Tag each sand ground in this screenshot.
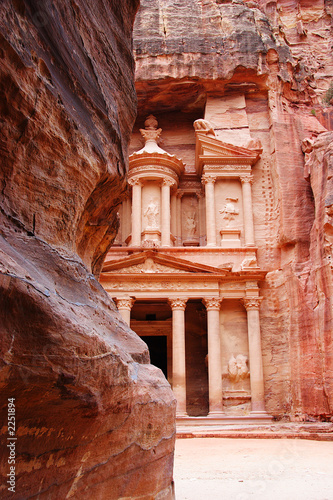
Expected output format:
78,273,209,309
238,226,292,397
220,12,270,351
174,438,333,500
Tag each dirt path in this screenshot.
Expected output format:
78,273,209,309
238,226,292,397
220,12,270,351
174,438,333,500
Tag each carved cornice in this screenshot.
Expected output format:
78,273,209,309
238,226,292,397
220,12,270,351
202,297,223,310
242,297,263,310
128,165,179,185
168,298,188,310
115,297,135,310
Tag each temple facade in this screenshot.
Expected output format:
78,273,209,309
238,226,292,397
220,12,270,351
100,105,272,424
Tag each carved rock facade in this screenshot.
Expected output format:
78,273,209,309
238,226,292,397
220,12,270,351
102,0,333,423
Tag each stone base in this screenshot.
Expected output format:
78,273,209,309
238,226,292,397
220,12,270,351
176,413,273,429
220,229,241,248
176,421,333,440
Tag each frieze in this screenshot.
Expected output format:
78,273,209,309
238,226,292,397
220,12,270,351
105,280,215,291
109,259,188,274
204,165,252,171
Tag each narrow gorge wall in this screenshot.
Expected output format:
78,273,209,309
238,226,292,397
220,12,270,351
132,0,333,420
0,1,176,498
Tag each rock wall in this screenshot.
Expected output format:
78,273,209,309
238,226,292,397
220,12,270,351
132,0,333,420
0,1,176,498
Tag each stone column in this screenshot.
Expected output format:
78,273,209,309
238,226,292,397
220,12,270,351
123,192,131,243
196,191,205,246
202,297,224,415
169,298,188,417
243,297,266,413
161,179,173,247
170,192,177,240
202,174,217,247
115,296,135,326
129,178,142,247
240,174,255,247
176,192,183,246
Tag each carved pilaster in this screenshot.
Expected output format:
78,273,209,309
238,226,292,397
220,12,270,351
202,175,217,247
240,173,255,246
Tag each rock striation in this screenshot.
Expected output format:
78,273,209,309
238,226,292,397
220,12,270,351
132,0,333,421
0,1,176,498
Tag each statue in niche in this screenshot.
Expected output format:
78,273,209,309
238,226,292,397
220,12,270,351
228,354,249,384
185,212,197,237
219,197,239,227
144,199,159,228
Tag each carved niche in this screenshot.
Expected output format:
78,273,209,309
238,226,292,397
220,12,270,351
181,195,199,245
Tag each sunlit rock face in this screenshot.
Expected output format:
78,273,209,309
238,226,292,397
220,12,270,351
132,0,333,421
0,1,176,498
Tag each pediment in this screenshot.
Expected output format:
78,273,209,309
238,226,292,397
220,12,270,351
102,251,229,275
195,133,261,175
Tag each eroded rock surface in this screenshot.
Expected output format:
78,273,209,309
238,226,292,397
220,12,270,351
0,1,176,498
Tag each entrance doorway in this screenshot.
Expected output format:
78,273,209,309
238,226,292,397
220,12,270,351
143,335,168,378
130,299,172,382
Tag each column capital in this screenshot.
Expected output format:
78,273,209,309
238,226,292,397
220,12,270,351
115,296,135,310
195,190,205,199
240,173,254,184
242,296,263,310
202,297,223,311
202,174,217,185
162,178,175,188
169,298,188,311
128,177,142,187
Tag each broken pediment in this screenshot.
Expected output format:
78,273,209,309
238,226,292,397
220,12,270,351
194,130,261,176
102,251,230,275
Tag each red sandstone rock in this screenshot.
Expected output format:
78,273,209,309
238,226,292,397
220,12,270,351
131,0,333,421
0,1,176,499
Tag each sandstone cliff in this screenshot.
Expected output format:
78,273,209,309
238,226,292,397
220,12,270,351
132,0,333,420
0,1,176,498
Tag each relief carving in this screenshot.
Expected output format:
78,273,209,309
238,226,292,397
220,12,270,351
113,259,187,274
193,118,215,136
184,212,197,237
228,354,250,383
219,198,240,227
144,199,159,229
241,256,258,269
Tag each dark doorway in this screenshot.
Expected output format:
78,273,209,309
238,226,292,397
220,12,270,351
142,335,168,379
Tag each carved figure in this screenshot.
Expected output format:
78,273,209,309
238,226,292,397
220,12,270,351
144,200,159,228
193,119,215,136
228,354,249,383
219,198,239,226
185,212,197,236
241,256,258,269
246,137,263,151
